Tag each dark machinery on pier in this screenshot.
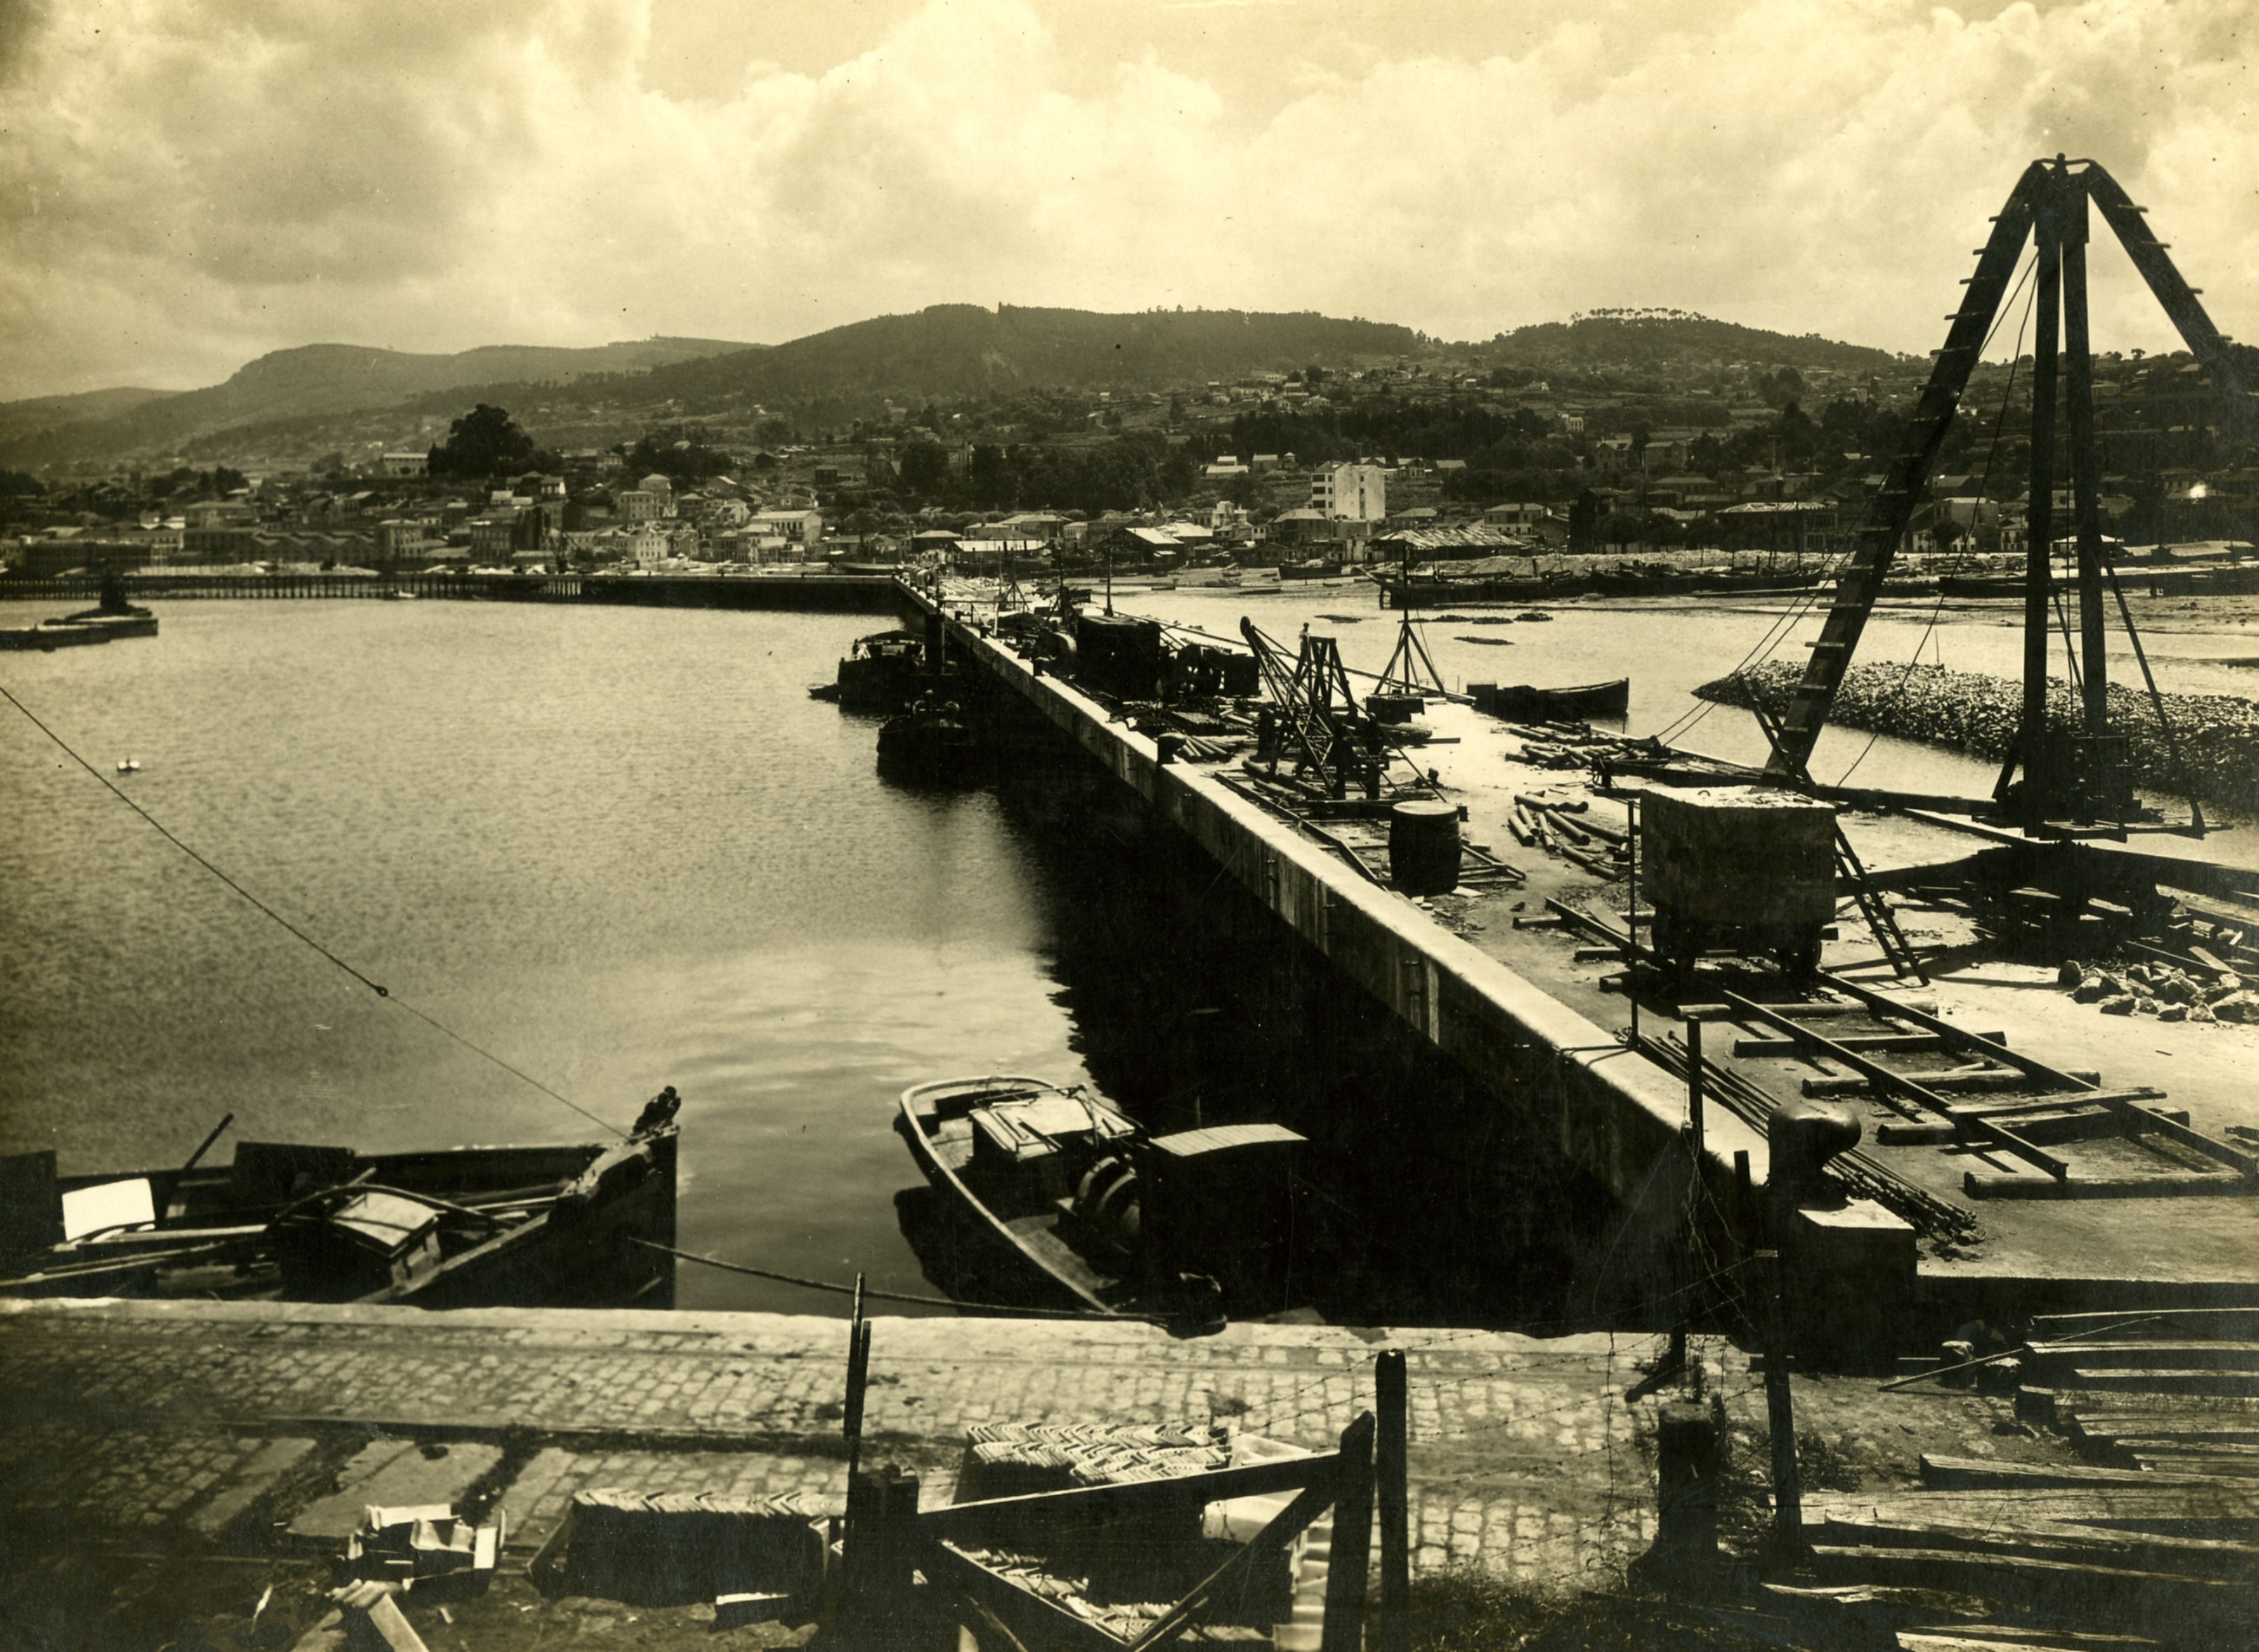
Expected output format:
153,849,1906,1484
1238,619,1399,800
1761,156,2251,833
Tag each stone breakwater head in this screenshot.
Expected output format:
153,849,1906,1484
1695,660,2259,816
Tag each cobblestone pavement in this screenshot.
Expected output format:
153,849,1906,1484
0,1298,1718,1596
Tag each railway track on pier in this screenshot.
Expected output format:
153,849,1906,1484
1542,899,2259,1207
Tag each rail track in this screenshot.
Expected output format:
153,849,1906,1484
1539,898,2259,1206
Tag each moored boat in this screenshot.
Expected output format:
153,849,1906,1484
876,695,983,782
61,608,159,639
0,1088,683,1308
825,629,935,712
1470,678,1630,721
896,1075,1308,1325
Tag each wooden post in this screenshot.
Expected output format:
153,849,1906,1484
843,1465,923,1642
841,1278,873,1605
1755,1249,1804,1560
1624,797,1640,1047
1375,1355,1411,1652
1674,1015,1707,1372
1322,1412,1376,1652
845,1279,872,1487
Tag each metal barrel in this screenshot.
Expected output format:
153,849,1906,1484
1387,800,1461,895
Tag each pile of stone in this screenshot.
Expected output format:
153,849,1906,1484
2062,957,2255,1022
1695,661,2259,816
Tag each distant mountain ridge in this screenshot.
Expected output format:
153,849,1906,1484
606,304,1421,410
0,337,757,467
3,306,1910,472
0,387,178,449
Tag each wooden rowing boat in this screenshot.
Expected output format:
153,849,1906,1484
896,1076,1308,1323
1471,678,1630,720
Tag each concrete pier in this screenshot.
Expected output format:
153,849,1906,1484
898,583,1805,1290
898,579,2259,1336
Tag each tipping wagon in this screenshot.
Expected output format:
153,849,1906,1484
1640,784,1838,982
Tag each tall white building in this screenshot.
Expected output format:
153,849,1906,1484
1311,462,1387,522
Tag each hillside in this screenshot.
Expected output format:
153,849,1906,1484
1481,311,1908,376
0,387,178,450
0,337,755,467
605,304,1423,411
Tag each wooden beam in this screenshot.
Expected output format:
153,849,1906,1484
1818,972,2101,1092
1322,1413,1376,1652
922,1451,1338,1545
924,1542,1128,1652
1965,1171,2254,1200
1121,1479,1337,1651
1722,991,1956,1121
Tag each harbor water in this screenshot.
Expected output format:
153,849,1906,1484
5,590,2253,1317
0,599,1095,1316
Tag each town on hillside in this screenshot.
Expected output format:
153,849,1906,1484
2,316,2252,584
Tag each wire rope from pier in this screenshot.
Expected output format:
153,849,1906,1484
0,677,628,1139
629,1237,1173,1323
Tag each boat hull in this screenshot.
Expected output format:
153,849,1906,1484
1471,678,1630,720
3,1129,679,1309
896,1077,1132,1316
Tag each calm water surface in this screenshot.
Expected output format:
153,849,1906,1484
0,599,1090,1314
5,589,2251,1316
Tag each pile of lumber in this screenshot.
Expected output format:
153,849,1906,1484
1787,1311,2259,1649
1506,791,1627,878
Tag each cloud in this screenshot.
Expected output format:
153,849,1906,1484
0,0,2252,402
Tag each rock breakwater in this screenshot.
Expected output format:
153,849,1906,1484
1694,661,2259,816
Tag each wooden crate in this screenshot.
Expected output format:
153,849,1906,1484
1641,784,1836,930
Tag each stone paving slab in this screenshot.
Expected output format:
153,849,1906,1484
0,1298,1690,1592
190,1436,320,1539
287,1440,503,1540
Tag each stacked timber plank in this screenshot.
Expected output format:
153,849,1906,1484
1797,1314,2259,1650
943,1424,1313,1645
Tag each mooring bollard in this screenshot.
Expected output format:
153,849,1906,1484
1633,1401,1721,1584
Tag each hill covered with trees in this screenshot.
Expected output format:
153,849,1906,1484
596,304,1421,418
1482,310,1909,376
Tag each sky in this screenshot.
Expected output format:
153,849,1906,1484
0,0,2252,401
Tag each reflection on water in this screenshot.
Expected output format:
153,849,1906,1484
0,601,1087,1316
9,590,2243,1324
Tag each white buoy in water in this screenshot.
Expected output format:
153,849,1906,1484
116,757,140,773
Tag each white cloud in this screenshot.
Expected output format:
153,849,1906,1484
0,0,2251,400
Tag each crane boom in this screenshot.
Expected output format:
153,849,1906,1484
1762,159,2252,781
1761,161,2046,778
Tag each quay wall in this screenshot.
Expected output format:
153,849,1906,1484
900,584,1773,1229
1,571,900,613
